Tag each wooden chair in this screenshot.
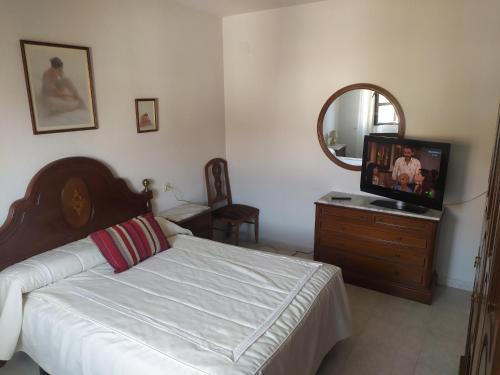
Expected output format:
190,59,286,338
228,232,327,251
204,158,259,245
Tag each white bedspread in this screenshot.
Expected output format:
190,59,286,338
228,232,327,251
14,236,351,374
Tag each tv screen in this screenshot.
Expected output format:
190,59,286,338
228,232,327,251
360,136,450,211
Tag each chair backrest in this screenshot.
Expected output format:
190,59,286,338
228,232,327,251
205,158,232,208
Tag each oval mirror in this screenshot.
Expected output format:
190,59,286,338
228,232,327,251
317,83,405,171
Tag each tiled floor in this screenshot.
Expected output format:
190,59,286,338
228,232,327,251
0,241,471,375
317,284,470,375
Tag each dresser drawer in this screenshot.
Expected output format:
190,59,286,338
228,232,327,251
321,250,425,285
319,205,373,225
319,221,429,249
318,233,427,267
373,213,435,237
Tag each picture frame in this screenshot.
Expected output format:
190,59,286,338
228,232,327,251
135,98,159,133
20,40,98,135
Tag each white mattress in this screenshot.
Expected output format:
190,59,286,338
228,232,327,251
17,236,352,375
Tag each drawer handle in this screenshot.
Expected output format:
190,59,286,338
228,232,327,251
394,254,401,258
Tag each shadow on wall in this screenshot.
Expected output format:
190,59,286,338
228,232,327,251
442,141,474,204
436,208,459,286
433,140,488,289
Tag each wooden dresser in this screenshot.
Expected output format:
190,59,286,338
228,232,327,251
314,192,442,304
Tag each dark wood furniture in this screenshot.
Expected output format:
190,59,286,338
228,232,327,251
0,156,152,372
314,194,441,304
332,144,346,157
160,204,212,239
461,110,500,375
176,210,212,239
204,158,259,245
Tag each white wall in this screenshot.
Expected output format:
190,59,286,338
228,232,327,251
0,0,225,223
223,0,500,290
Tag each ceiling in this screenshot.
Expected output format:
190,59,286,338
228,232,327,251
171,0,326,17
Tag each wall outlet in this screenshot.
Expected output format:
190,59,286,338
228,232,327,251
164,183,174,192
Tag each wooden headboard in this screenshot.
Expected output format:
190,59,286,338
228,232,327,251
0,157,152,271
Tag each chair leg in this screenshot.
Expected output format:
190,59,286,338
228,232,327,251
254,215,259,243
225,223,232,238
234,224,240,246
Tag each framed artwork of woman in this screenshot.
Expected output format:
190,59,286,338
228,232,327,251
20,40,98,135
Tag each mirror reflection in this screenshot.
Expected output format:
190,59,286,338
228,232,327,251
321,88,402,167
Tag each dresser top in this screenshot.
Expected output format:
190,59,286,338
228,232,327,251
159,203,210,223
315,191,443,221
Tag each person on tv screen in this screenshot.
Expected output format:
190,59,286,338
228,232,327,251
393,173,412,192
366,163,384,186
392,146,422,184
412,168,439,199
414,168,427,194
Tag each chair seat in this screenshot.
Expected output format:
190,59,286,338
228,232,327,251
212,204,259,223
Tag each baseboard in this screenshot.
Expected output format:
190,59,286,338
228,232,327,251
237,231,313,254
257,237,312,254
438,276,474,291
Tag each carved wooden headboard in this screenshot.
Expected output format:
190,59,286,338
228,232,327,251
0,157,152,271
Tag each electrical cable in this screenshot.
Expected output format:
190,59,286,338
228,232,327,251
443,191,487,206
172,187,199,205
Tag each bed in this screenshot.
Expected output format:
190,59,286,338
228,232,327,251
0,157,352,375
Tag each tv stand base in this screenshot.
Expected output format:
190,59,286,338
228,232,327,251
371,199,428,214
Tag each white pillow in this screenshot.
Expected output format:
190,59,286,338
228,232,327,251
155,216,193,239
0,219,189,297
0,236,105,294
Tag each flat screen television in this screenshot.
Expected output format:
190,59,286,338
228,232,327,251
360,136,450,212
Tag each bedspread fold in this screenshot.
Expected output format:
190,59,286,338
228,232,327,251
0,237,105,360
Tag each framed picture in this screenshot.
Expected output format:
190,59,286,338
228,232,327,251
135,98,158,133
20,40,98,135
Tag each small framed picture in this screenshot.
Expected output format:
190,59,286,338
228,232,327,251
20,40,98,135
135,98,158,133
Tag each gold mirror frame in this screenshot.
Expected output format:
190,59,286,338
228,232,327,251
317,83,406,171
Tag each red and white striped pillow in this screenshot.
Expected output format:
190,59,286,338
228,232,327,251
90,213,170,273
